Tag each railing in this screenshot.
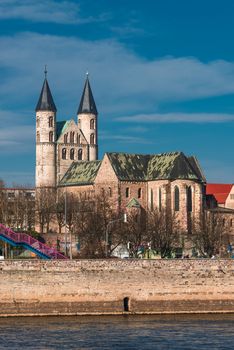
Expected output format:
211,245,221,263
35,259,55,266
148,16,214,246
0,224,67,259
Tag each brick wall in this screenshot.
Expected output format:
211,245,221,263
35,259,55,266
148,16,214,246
0,259,234,316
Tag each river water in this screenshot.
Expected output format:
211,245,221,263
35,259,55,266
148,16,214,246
0,314,233,349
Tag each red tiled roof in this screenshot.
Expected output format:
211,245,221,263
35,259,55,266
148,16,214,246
206,184,233,204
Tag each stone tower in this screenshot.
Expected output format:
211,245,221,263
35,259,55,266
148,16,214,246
35,71,57,187
77,74,98,161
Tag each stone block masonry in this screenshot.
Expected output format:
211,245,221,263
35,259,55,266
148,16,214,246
0,259,234,316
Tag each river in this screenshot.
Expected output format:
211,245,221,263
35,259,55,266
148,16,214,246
0,314,233,349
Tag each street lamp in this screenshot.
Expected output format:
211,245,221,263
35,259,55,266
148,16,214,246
105,213,127,258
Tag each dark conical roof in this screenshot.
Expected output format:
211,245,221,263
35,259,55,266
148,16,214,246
77,75,98,115
35,78,57,112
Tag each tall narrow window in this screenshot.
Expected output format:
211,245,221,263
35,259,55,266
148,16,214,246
77,134,81,144
138,188,142,199
64,134,68,144
109,187,112,197
90,119,95,129
150,189,154,211
49,131,53,142
62,148,66,160
36,117,39,128
90,133,94,145
174,186,180,211
126,187,130,198
78,149,82,160
49,116,53,127
36,131,40,142
70,132,74,143
70,148,74,160
187,186,192,212
159,188,162,212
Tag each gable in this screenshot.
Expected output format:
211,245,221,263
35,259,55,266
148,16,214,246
95,154,118,183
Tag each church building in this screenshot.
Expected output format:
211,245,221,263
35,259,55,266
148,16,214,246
35,71,98,187
34,71,234,237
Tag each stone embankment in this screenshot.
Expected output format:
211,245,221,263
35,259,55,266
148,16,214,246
0,259,234,316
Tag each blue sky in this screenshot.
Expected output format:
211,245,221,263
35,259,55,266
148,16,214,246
0,0,234,186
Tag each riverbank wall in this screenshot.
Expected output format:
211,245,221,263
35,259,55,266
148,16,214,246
0,259,234,316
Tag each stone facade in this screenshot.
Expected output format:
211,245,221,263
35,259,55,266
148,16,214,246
0,259,234,316
35,74,98,188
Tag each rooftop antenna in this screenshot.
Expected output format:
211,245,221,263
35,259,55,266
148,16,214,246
44,65,47,79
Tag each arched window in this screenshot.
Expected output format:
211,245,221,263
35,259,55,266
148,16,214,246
49,116,53,127
77,134,81,144
78,149,82,160
49,131,53,142
62,148,66,160
187,186,192,212
230,219,233,227
109,187,112,197
126,187,130,198
70,148,74,160
64,134,68,144
36,117,39,128
159,188,162,212
90,119,95,129
174,186,180,211
138,188,142,199
90,133,94,145
150,189,154,211
36,131,40,142
70,131,74,143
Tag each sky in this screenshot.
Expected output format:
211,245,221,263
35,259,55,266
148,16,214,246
0,0,234,186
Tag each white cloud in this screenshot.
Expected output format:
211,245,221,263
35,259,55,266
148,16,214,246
0,0,97,24
1,32,234,118
116,113,234,123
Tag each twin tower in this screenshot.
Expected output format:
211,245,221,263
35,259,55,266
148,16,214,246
35,72,98,188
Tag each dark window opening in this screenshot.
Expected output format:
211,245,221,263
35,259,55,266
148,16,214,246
70,148,74,160
49,116,53,127
187,186,192,212
90,119,95,129
138,188,142,199
62,148,66,160
159,188,162,212
90,133,94,145
64,134,68,144
126,187,129,198
49,131,53,142
150,189,153,211
174,186,180,211
70,132,74,143
109,187,112,197
123,297,129,312
78,149,82,160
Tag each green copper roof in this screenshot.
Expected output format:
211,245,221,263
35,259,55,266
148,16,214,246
126,198,141,208
107,153,149,181
56,120,70,139
59,160,101,186
60,151,205,187
107,152,205,182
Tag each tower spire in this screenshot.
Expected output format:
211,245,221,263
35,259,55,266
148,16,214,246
35,70,57,112
77,73,98,115
44,64,47,79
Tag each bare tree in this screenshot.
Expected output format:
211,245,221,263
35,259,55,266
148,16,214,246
146,209,181,258
192,210,229,257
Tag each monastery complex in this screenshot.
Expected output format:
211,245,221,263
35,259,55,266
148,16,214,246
33,72,234,238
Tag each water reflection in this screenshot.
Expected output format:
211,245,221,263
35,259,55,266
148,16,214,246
0,314,233,349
